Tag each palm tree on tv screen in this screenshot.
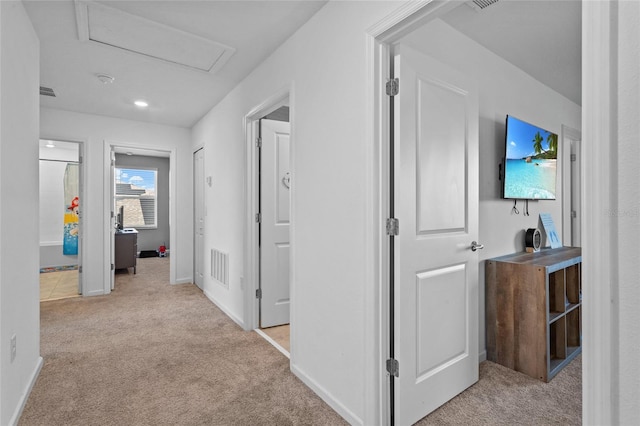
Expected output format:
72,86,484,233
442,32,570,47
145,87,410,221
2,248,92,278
547,133,558,158
533,131,544,156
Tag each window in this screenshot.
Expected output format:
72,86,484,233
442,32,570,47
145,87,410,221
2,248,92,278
115,167,157,228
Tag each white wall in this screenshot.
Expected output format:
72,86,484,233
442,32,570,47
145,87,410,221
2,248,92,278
191,2,401,423
40,108,193,295
400,19,581,358
0,1,43,424
615,1,639,422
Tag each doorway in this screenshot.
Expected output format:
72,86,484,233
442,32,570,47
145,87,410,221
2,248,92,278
39,139,84,301
243,91,292,356
257,111,291,355
193,148,205,290
105,143,174,292
370,1,583,424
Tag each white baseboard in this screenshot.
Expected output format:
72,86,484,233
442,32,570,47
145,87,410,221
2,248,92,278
254,329,290,358
85,289,107,297
291,363,363,426
203,289,245,329
479,350,487,363
9,356,43,426
173,277,192,285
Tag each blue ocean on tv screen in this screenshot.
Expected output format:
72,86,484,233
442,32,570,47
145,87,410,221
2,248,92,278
504,116,557,199
504,159,556,199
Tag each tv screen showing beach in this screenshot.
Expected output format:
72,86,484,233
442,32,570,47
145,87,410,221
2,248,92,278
503,115,558,200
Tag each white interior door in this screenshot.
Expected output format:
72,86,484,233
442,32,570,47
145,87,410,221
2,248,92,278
194,148,205,290
260,119,291,328
393,44,479,425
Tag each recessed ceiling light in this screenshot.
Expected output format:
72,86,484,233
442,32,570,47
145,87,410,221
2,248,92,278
134,100,148,108
45,141,55,148
97,73,115,84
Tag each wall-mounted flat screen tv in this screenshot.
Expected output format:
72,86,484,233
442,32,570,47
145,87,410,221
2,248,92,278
503,115,558,200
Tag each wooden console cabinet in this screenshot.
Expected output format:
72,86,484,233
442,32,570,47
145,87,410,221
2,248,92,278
485,247,581,382
115,229,138,274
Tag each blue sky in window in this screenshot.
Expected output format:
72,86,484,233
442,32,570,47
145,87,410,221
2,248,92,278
505,116,554,159
116,168,156,190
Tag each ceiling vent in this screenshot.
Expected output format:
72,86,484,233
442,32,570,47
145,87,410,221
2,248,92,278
467,0,500,12
40,86,56,97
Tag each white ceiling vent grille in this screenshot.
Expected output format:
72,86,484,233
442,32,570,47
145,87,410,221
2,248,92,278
40,86,56,97
74,0,235,74
467,0,501,12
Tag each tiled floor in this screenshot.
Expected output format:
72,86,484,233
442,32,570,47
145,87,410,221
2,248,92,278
40,270,80,302
261,324,290,353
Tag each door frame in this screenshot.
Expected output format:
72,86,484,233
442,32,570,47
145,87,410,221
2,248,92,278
103,140,177,292
243,87,293,332
368,1,611,425
561,125,581,246
193,146,205,290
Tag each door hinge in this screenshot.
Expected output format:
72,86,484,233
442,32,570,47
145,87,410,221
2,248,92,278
256,288,262,299
386,358,399,377
256,137,262,148
386,218,399,236
571,210,577,218
79,155,83,164
78,266,82,273
111,263,115,271
386,78,399,96
255,213,261,223
570,153,577,162
111,211,115,218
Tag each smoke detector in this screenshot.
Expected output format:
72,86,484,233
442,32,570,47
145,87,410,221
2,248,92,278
97,74,115,84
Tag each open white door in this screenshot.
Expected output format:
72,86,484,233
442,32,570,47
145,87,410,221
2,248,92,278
260,119,291,328
393,45,480,425
194,148,205,290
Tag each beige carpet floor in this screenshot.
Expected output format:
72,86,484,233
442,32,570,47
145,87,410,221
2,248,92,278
21,257,581,425
419,355,581,425
20,257,346,426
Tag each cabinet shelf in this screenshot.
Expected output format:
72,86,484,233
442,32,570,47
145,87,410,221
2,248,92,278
486,247,582,382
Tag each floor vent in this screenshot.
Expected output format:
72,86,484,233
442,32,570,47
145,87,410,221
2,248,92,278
40,86,56,97
211,248,229,287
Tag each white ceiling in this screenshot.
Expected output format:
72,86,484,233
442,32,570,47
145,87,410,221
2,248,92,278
24,0,327,128
24,0,580,130
441,0,581,105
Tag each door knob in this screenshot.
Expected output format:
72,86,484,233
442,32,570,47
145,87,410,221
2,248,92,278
471,241,484,251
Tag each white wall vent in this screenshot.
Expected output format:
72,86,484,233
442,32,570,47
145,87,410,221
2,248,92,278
467,0,500,12
40,86,56,97
211,248,229,288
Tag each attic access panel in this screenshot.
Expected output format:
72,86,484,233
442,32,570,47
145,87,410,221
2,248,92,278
75,0,235,74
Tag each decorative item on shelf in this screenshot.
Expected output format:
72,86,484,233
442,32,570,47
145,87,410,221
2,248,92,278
539,213,562,248
525,228,541,252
